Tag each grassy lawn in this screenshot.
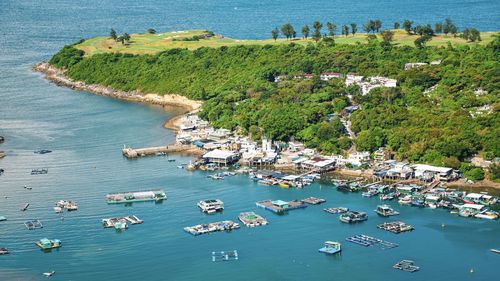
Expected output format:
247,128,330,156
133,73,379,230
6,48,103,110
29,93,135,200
76,29,498,56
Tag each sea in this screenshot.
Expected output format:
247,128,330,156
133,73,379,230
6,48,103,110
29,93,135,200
0,0,499,280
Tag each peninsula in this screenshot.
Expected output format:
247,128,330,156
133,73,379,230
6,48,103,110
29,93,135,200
36,24,500,187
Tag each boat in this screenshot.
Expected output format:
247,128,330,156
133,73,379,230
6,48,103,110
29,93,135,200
0,248,9,255
393,260,420,272
43,271,56,277
167,159,176,162
106,189,166,204
197,199,224,214
474,210,499,220
398,195,412,205
279,182,290,188
36,238,61,250
0,216,6,221
53,207,62,213
34,149,52,154
56,200,78,211
490,249,500,254
339,211,368,223
362,190,378,197
410,197,425,208
375,205,399,217
380,193,395,201
21,203,30,211
207,174,224,180
212,250,239,262
318,241,342,255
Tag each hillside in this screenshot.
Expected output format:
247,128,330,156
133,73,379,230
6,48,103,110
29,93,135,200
75,29,497,56
48,30,500,174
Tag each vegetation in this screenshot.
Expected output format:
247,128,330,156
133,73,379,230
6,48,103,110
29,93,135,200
54,26,500,166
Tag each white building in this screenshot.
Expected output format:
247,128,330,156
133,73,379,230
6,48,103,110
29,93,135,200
347,151,371,166
412,164,454,182
203,149,239,165
320,72,343,81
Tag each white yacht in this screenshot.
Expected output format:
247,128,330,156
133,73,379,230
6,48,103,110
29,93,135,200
197,199,224,214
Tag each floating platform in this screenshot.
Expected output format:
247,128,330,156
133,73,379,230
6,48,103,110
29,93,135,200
238,212,268,227
102,216,143,230
377,221,414,234
56,200,78,211
301,197,326,205
25,220,43,230
256,200,307,213
184,220,240,236
212,250,238,262
36,238,61,250
106,189,166,204
346,234,398,249
324,207,349,214
393,260,420,272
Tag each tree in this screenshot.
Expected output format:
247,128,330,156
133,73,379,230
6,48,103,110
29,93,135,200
402,20,413,34
434,23,442,34
414,25,434,36
462,28,471,41
123,33,131,43
342,25,349,37
350,23,357,36
373,19,382,33
117,35,125,45
394,21,400,29
271,27,279,41
147,28,156,34
312,21,323,42
110,29,117,40
380,30,394,43
443,18,457,36
414,34,432,48
301,25,310,39
326,22,337,37
281,23,295,40
469,28,481,42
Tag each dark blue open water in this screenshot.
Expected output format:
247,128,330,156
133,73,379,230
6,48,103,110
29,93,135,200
0,1,499,280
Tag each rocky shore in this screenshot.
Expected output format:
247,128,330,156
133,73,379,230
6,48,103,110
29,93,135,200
32,62,202,112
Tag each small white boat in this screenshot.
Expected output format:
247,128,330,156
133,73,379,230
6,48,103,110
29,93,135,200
43,271,55,277
53,207,62,213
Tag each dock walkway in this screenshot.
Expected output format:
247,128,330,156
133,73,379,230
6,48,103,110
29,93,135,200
122,144,192,158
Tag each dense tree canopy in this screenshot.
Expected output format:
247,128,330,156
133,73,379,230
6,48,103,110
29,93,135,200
52,34,500,164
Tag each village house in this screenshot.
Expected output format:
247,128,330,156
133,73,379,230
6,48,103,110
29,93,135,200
346,151,371,167
345,73,364,86
208,128,232,141
412,164,455,182
320,72,343,81
373,147,391,165
288,141,305,152
202,149,239,165
294,156,336,172
404,62,428,70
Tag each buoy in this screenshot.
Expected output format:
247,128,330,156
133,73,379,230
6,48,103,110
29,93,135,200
441,223,445,228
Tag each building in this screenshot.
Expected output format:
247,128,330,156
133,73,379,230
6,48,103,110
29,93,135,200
347,151,371,166
412,164,454,182
320,72,343,81
202,149,239,165
404,62,428,70
345,73,364,86
288,141,305,152
208,128,232,141
385,163,413,179
295,156,336,172
373,147,391,165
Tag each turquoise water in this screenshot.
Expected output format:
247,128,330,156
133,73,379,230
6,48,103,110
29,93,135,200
0,0,499,280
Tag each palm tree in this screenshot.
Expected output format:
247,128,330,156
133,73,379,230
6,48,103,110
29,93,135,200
301,25,310,39
326,22,337,37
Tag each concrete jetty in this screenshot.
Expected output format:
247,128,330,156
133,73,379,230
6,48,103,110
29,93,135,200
122,145,191,158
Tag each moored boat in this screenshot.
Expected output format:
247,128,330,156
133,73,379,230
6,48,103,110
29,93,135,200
197,199,224,214
319,241,342,255
106,189,166,204
339,211,368,223
375,205,399,217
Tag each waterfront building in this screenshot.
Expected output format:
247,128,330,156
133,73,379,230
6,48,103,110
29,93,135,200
202,149,239,165
412,164,454,182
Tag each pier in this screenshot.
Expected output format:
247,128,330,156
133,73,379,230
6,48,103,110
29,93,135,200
122,144,192,158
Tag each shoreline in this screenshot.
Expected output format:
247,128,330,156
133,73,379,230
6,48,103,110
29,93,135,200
33,62,499,191
32,62,202,113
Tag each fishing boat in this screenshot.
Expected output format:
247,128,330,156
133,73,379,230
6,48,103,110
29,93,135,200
34,149,52,154
0,248,9,255
410,196,425,208
490,249,500,254
339,211,368,223
375,205,399,217
279,182,290,188
380,193,395,201
207,174,224,180
393,260,420,272
398,195,412,205
458,204,485,218
0,216,6,222
53,207,62,213
318,241,342,255
475,210,499,220
36,238,61,250
197,199,224,214
362,190,378,197
43,271,56,277
106,189,166,204
21,203,29,211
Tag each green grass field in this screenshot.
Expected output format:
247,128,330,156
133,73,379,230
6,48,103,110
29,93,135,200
76,29,498,56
